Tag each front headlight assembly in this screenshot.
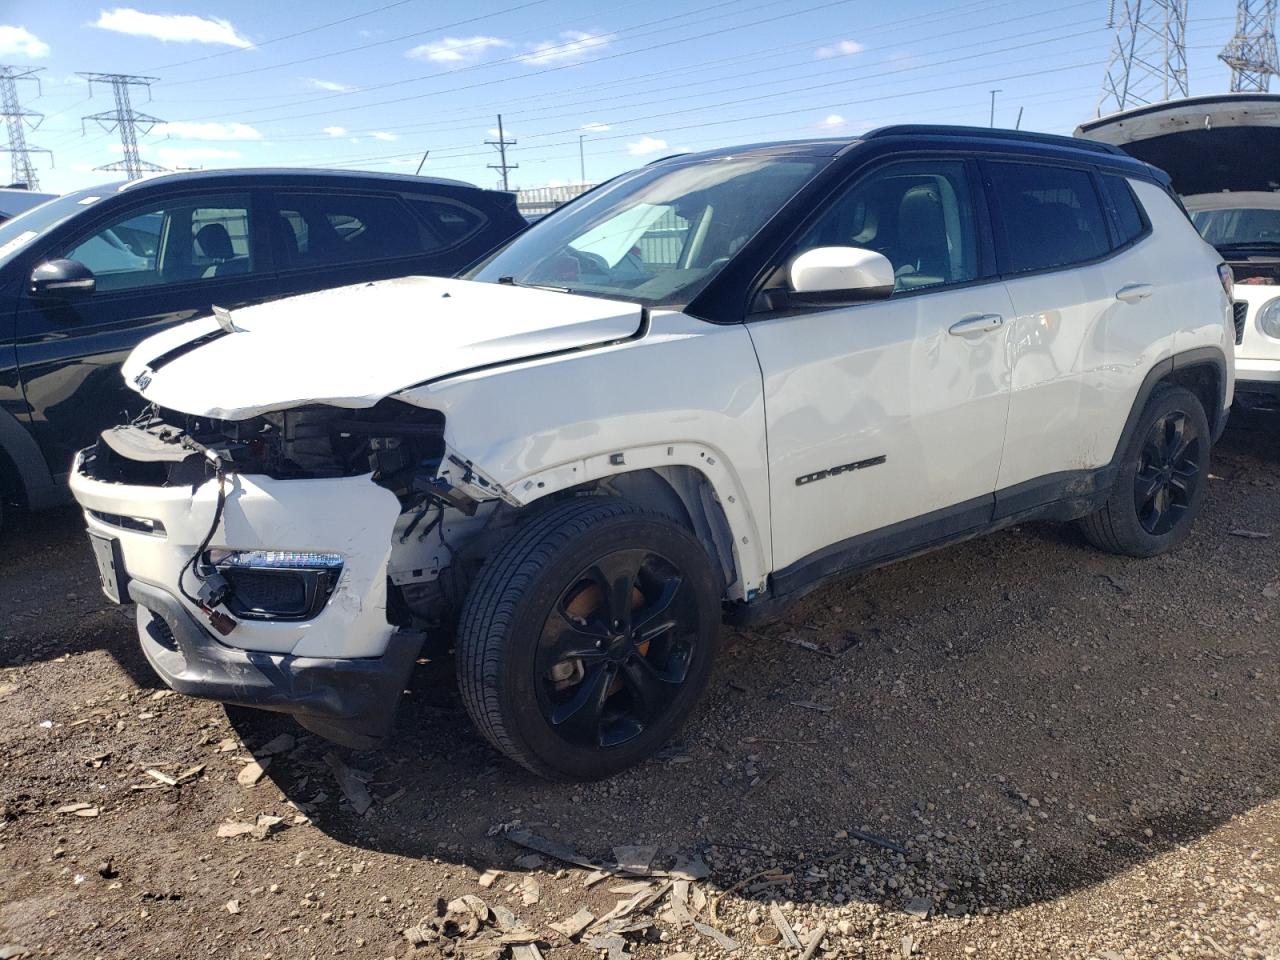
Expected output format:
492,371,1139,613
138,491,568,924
1256,297,1280,340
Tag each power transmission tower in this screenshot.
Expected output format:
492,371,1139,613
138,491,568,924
1220,0,1280,91
80,72,166,180
0,65,52,190
485,114,517,191
1097,0,1189,116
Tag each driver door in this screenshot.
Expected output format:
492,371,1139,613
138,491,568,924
746,158,1015,585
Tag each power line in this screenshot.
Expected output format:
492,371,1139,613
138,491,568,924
80,73,166,180
0,65,51,189
145,0,418,71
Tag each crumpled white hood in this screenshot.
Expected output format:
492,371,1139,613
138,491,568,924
122,275,643,420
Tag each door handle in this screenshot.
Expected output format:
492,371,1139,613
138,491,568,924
1115,283,1153,303
948,313,1004,337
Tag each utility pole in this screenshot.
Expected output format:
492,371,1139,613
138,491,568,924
0,65,52,190
988,89,1002,127
1220,0,1280,91
80,72,166,180
578,134,585,183
1097,0,1189,115
485,113,517,191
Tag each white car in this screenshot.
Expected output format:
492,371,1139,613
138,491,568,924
70,127,1234,780
1078,94,1280,408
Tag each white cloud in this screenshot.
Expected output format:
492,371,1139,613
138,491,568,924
486,127,517,139
406,35,508,64
306,78,357,93
815,39,865,59
154,121,262,141
517,30,609,65
322,126,347,137
0,25,50,58
581,121,610,132
627,135,668,157
371,131,399,141
819,114,846,130
92,8,252,48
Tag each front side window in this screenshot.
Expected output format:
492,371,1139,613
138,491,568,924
467,156,825,307
276,192,438,269
61,194,256,293
791,159,978,292
988,162,1110,274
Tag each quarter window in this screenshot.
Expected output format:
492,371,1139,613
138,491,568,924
61,195,255,293
1100,173,1148,246
275,192,448,269
988,162,1110,274
793,160,978,292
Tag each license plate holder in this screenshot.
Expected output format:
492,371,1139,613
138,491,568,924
88,532,129,604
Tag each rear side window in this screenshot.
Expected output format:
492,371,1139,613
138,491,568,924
275,192,439,270
987,162,1110,274
1100,173,1148,246
405,197,485,246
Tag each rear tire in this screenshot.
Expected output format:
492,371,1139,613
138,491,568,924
456,496,721,781
1078,383,1210,558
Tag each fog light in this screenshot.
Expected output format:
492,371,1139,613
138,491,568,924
207,550,343,621
1258,297,1280,340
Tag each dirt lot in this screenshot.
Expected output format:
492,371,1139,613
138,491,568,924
2,411,1279,960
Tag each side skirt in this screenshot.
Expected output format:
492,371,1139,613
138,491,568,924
729,468,1113,626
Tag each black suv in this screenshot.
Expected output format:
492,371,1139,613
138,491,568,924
0,169,526,526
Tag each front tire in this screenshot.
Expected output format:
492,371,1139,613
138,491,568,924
1078,383,1210,558
456,497,721,781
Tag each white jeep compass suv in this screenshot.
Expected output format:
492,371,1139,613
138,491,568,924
69,127,1234,780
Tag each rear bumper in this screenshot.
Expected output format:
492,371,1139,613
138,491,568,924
131,579,423,749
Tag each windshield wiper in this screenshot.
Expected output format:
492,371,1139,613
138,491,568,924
496,275,574,293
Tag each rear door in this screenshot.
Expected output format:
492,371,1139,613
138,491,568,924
12,188,276,478
983,159,1174,508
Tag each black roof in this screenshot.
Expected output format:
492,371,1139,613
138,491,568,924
100,167,489,194
650,124,1135,168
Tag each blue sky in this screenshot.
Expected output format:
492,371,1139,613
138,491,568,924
0,0,1248,193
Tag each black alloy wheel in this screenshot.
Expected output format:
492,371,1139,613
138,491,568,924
1133,409,1202,536
536,549,701,750
457,496,721,780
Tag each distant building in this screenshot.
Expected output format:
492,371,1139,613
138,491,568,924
516,183,596,220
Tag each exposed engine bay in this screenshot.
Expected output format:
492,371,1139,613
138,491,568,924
80,400,509,636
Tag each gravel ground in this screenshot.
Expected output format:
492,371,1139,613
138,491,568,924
1,411,1278,960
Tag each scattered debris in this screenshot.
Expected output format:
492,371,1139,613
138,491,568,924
225,899,240,915
692,920,740,952
783,636,837,657
81,751,111,769
769,903,804,950
216,821,255,839
799,923,829,960
611,844,658,873
478,868,502,888
520,873,541,905
324,752,372,815
549,907,595,940
905,896,932,919
513,853,544,870
97,858,116,879
55,802,98,817
1230,528,1270,539
236,759,269,787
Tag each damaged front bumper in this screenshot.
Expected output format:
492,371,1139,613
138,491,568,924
132,580,422,749
70,442,422,747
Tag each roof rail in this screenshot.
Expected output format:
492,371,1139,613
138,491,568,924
862,124,1127,156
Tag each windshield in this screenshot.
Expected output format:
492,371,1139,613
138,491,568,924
0,191,105,270
1191,206,1280,249
467,156,824,308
